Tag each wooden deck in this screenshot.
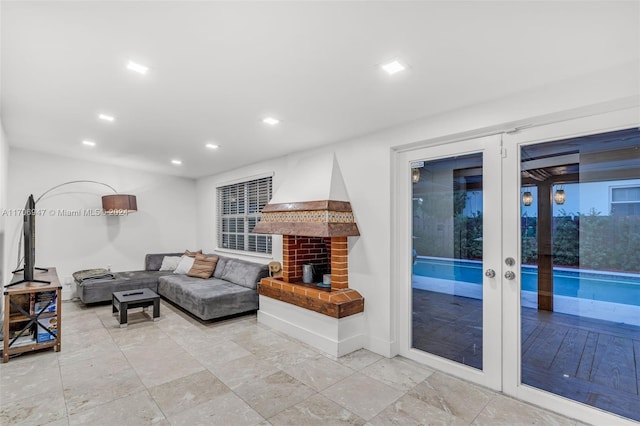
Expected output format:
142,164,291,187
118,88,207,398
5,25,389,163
412,288,640,421
412,288,483,370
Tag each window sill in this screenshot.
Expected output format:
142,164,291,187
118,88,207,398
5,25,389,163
215,248,273,260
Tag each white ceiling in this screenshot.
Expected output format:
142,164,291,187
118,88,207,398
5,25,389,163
2,1,638,179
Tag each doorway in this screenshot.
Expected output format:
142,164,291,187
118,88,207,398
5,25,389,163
394,111,640,424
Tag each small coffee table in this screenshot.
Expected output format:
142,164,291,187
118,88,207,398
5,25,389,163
112,288,160,328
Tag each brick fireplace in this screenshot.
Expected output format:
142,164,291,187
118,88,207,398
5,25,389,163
280,235,350,289
281,235,333,285
253,200,364,318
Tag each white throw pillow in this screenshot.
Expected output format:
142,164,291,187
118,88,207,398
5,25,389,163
173,255,195,275
159,256,182,271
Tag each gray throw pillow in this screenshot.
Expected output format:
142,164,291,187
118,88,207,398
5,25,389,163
220,259,266,289
213,257,229,279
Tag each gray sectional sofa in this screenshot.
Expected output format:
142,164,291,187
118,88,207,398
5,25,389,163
76,253,269,321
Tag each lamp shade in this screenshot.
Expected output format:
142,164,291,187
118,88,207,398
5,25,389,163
554,189,566,205
102,194,137,213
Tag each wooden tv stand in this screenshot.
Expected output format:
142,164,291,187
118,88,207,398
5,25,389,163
3,268,62,363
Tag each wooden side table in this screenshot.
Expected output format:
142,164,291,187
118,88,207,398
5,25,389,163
3,268,62,363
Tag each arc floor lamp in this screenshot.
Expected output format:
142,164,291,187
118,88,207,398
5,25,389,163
12,180,137,278
36,180,137,212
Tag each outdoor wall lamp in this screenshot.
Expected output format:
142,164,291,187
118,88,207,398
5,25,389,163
412,168,420,184
522,191,533,206
554,188,566,205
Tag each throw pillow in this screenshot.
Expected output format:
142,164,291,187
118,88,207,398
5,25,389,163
173,255,196,274
159,256,182,271
212,256,229,279
184,249,202,257
220,258,266,290
187,254,219,279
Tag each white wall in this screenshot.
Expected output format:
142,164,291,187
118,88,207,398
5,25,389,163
0,120,8,291
196,62,639,357
4,148,197,298
0,1,7,293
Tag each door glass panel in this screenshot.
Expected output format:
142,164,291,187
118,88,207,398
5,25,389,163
520,128,640,422
412,153,483,370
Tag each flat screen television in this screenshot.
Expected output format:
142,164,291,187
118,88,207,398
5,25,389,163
23,194,36,281
6,194,49,287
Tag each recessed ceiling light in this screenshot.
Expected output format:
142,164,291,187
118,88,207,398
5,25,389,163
205,143,219,149
263,117,280,126
381,60,406,75
98,113,115,122
126,60,149,75
171,159,182,165
82,140,96,147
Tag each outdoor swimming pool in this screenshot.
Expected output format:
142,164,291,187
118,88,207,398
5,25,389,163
413,256,640,307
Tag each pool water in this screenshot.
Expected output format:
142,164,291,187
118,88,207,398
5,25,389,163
413,257,640,307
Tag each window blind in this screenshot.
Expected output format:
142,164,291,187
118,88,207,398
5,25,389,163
217,176,273,254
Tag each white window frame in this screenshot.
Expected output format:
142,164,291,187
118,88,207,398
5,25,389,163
217,175,273,255
610,184,640,216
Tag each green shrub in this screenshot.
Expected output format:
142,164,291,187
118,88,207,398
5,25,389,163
413,195,639,273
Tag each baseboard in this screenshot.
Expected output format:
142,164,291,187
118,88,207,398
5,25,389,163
367,334,396,358
258,296,365,358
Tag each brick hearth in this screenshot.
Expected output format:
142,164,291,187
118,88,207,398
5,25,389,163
258,278,364,318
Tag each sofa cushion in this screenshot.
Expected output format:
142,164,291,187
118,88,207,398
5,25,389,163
77,270,170,304
157,275,259,320
187,254,218,279
220,258,268,290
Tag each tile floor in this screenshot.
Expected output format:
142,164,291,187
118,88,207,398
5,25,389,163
1,300,585,425
412,289,640,422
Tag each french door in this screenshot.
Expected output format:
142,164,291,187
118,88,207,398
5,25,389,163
395,107,640,425
397,134,503,391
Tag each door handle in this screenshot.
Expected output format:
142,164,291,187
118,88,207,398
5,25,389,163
485,269,496,278
504,271,516,280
